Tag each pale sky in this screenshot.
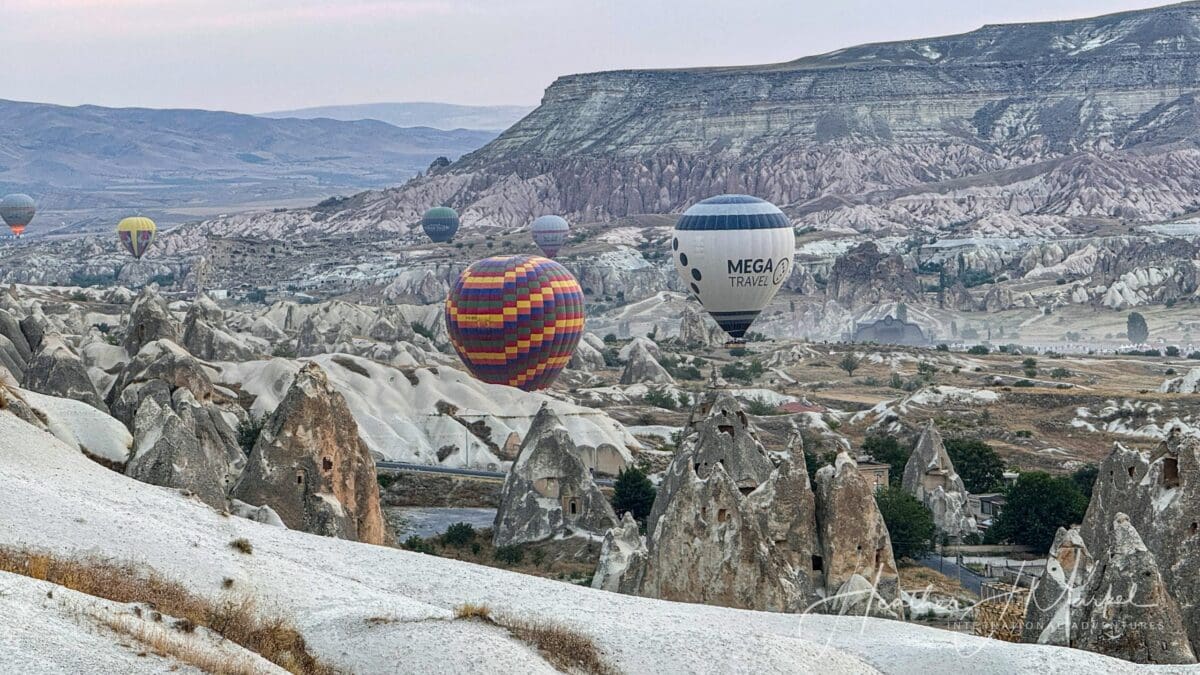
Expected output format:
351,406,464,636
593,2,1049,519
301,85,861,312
0,0,1176,113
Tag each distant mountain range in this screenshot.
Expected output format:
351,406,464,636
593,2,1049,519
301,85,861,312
260,102,534,132
208,1,1200,241
0,99,497,234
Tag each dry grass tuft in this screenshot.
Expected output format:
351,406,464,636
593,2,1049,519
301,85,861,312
501,617,614,675
452,603,613,675
95,611,271,675
0,547,335,675
453,603,492,621
230,538,254,554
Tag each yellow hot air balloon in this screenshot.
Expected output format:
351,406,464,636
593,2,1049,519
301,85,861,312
117,217,157,259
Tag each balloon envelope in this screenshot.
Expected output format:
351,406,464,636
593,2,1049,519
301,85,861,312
422,206,460,243
0,193,36,236
117,216,157,259
445,255,584,391
671,194,795,339
531,215,570,258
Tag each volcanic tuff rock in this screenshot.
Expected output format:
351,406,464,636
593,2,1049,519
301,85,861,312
591,512,647,594
619,341,673,385
813,453,900,606
20,334,106,412
1022,526,1093,647
1077,431,1200,656
568,337,605,372
826,243,921,309
181,294,264,362
901,422,977,539
106,339,216,426
1075,514,1196,664
233,362,387,545
123,287,180,356
492,404,617,548
126,397,224,509
678,302,717,348
646,392,774,536
0,309,31,363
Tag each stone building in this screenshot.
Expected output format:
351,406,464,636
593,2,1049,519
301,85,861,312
851,314,928,346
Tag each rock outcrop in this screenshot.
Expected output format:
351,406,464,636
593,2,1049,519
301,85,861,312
813,453,900,606
619,340,673,385
493,404,617,548
1021,526,1092,646
181,294,263,361
1074,514,1196,664
123,287,180,356
568,337,605,372
126,396,231,510
20,334,106,412
233,362,387,545
595,392,896,616
106,339,215,426
901,422,977,539
678,303,716,348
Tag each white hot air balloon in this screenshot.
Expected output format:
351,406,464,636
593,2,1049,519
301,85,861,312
531,215,570,258
671,195,795,340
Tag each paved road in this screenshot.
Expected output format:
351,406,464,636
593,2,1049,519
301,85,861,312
917,554,986,596
376,461,615,487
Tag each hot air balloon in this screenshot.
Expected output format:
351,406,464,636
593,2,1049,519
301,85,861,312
671,194,795,340
445,254,584,392
117,216,157,259
530,215,570,258
422,206,460,243
0,194,36,237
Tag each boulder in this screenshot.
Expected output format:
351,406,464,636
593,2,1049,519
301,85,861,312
233,362,387,545
829,574,901,620
493,403,617,548
1075,514,1196,664
814,453,900,605
123,287,181,356
617,336,660,363
20,334,107,412
229,499,287,528
19,314,45,353
619,341,674,385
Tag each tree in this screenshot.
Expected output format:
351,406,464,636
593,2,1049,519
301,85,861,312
875,486,936,561
1127,312,1149,344
838,353,863,377
611,467,656,526
943,438,1006,493
988,472,1088,551
862,435,910,486
1071,464,1099,501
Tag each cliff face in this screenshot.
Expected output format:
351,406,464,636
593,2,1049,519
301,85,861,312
183,2,1200,240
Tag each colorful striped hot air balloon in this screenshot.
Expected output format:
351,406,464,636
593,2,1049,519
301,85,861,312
445,255,584,392
422,206,460,243
671,195,795,340
117,216,157,259
531,215,570,258
0,194,36,237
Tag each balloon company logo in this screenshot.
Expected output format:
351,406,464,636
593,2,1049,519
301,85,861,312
726,257,788,288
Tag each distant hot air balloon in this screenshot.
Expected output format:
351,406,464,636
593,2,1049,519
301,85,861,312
530,215,570,258
671,194,795,340
117,216,157,259
0,194,36,237
445,255,584,392
422,206,460,243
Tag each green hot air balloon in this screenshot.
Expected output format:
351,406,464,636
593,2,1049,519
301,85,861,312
422,206,460,243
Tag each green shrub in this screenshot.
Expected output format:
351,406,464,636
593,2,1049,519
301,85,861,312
745,397,777,415
1050,367,1071,379
236,417,264,456
494,545,524,565
442,522,477,548
643,389,677,410
410,322,435,340
403,536,434,554
967,345,989,355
